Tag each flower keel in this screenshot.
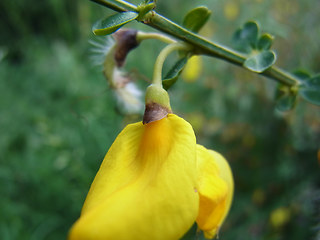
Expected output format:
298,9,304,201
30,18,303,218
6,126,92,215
196,145,234,239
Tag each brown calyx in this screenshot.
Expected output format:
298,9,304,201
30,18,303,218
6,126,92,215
143,102,172,124
114,29,140,67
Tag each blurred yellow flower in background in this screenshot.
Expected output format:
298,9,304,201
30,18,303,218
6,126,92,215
270,207,291,229
182,56,203,83
224,2,239,21
252,188,266,206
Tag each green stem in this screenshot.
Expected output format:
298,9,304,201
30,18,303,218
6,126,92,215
136,32,176,44
153,43,190,86
147,14,245,64
90,0,300,87
264,67,299,86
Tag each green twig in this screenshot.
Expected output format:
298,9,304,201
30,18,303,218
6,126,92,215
90,0,300,87
91,0,137,12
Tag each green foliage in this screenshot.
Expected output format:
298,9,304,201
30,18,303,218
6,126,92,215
233,21,259,53
92,11,138,35
257,33,274,51
91,0,156,36
163,57,188,90
299,75,320,106
182,6,211,33
244,50,276,73
287,70,320,106
233,21,278,72
275,85,297,111
136,2,155,20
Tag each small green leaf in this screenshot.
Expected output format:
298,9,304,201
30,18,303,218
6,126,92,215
92,11,138,36
293,69,311,81
244,50,276,73
257,33,274,50
163,57,188,90
136,2,155,21
299,75,320,106
182,6,212,33
299,89,320,106
276,94,297,111
232,21,259,53
307,75,320,87
275,86,297,112
233,29,251,53
242,21,259,47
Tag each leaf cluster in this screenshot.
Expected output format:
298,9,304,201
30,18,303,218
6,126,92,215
232,21,320,110
233,21,276,73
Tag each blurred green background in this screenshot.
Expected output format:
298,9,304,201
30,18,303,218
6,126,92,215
0,0,319,239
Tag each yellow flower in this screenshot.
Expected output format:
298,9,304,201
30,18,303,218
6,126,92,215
270,207,291,229
224,2,239,21
182,56,203,83
69,114,233,240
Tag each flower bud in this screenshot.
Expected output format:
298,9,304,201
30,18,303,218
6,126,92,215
143,84,172,124
113,29,139,67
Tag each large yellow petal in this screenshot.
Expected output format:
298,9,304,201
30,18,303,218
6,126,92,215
69,114,199,240
196,145,234,239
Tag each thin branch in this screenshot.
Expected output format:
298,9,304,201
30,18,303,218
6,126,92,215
90,0,300,87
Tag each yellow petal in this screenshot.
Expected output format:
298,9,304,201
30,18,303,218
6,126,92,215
69,114,199,240
196,145,234,239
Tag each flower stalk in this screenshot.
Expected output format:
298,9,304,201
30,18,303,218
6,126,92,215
143,43,190,124
136,31,176,44
152,42,190,86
